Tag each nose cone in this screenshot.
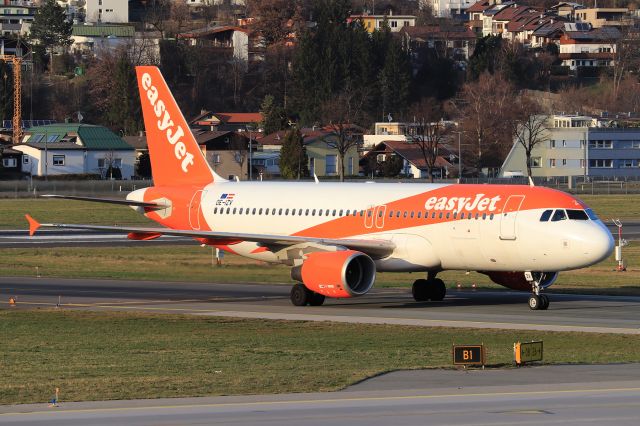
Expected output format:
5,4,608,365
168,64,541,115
583,223,615,266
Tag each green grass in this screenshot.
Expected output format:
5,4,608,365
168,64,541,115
1,310,639,405
0,199,153,229
0,194,638,229
1,244,639,294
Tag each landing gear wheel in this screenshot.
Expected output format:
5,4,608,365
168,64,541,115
290,283,311,306
412,279,430,302
528,294,541,310
431,278,447,301
309,292,326,306
539,294,549,310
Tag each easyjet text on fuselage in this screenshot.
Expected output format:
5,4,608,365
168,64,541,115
424,194,502,212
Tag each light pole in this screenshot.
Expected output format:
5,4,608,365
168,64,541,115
246,125,253,181
457,131,462,180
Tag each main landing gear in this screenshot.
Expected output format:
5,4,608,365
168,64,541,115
412,273,446,302
527,272,550,310
290,283,326,307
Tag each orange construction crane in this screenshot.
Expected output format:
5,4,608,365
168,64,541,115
0,54,22,144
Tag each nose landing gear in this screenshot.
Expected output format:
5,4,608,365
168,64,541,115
527,272,550,310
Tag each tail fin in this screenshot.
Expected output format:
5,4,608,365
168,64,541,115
135,66,225,186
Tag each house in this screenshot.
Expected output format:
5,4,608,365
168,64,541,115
401,24,477,63
531,19,566,48
259,128,360,177
194,129,251,180
0,146,23,178
84,0,129,24
575,7,631,29
0,2,37,37
13,124,136,179
251,151,280,178
361,140,454,179
558,24,620,71
363,122,409,150
430,0,474,19
490,4,534,38
549,2,586,21
500,113,640,179
71,24,135,55
189,111,263,132
466,1,493,36
177,25,264,64
347,13,416,33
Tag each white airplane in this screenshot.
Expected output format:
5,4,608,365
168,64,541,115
26,66,614,310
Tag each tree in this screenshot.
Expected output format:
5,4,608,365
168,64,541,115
260,95,287,135
467,35,503,80
410,99,450,183
279,128,308,179
510,96,548,178
248,0,302,46
381,155,403,177
28,0,72,70
136,153,152,178
320,84,368,181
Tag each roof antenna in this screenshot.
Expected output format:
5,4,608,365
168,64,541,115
314,173,319,184
528,176,535,187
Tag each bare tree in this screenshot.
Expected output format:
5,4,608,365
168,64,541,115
510,96,548,178
409,99,450,182
611,27,640,101
320,85,368,181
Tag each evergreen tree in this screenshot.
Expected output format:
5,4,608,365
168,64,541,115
378,37,411,119
279,128,308,179
468,35,503,80
260,95,286,135
106,53,142,135
28,0,72,69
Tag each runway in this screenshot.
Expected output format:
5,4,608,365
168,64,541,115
1,221,639,248
2,277,639,334
2,364,640,425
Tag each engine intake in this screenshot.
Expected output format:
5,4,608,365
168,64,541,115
483,271,558,291
291,250,376,298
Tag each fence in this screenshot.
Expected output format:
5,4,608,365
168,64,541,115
0,179,153,199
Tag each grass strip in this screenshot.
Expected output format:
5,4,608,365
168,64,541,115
1,244,639,295
1,310,639,405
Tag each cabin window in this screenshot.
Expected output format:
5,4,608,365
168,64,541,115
475,213,479,219
389,211,394,218
298,209,303,215
339,210,344,216
312,209,316,216
567,209,589,220
453,212,457,219
214,208,218,214
285,208,289,215
252,208,256,215
305,209,309,216
482,213,486,220
278,208,283,215
239,208,243,214
431,212,436,219
446,212,450,219
360,210,364,217
396,211,401,218
551,210,567,221
417,212,422,218
226,207,231,214
378,210,383,218
346,210,350,216
410,212,414,218
258,208,263,215
539,209,553,221
490,213,494,220
403,211,408,218
265,208,269,215
318,209,323,216
460,212,464,219
439,212,443,219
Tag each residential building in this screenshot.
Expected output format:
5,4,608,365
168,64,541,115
13,124,136,179
558,24,620,71
251,151,280,178
363,122,409,150
178,25,264,64
574,7,631,29
57,0,85,23
401,24,477,64
549,2,586,21
490,4,533,37
260,128,360,178
85,0,128,24
500,114,640,179
194,130,251,180
190,111,263,132
466,1,493,36
0,146,23,178
71,24,135,55
0,3,36,36
362,140,454,179
347,13,416,33
430,0,474,18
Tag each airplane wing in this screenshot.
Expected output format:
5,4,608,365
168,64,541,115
40,194,169,209
25,215,396,258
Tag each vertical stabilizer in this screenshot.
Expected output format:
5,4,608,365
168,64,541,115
136,66,225,186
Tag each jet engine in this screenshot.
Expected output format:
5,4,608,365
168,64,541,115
291,250,376,298
483,271,559,291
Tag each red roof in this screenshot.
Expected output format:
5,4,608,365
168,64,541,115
466,1,492,13
214,113,263,124
493,5,534,22
376,140,453,170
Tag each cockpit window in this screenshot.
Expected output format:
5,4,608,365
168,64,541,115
551,209,567,222
539,209,553,222
585,209,599,221
567,209,589,220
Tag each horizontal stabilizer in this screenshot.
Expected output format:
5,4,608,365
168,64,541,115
41,194,169,209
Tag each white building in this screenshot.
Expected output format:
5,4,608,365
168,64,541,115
13,124,136,179
428,0,475,18
85,0,128,24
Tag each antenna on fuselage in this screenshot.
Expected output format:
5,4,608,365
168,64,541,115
528,176,535,187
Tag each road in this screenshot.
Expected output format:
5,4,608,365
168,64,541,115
1,221,639,248
2,364,640,425
2,277,639,334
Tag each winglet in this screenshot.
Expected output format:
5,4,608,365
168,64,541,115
25,214,41,236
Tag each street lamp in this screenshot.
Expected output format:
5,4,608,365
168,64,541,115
246,125,254,181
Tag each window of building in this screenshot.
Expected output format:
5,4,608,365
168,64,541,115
632,141,640,149
52,155,65,166
620,159,634,168
562,140,567,147
550,140,556,148
212,154,221,163
348,157,353,175
562,159,567,166
549,158,556,167
530,157,541,167
580,159,586,168
325,155,337,174
589,140,612,149
22,156,29,164
390,21,398,28
589,159,613,168
2,158,16,167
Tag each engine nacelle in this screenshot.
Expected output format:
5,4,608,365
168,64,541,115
291,250,376,298
483,271,558,291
